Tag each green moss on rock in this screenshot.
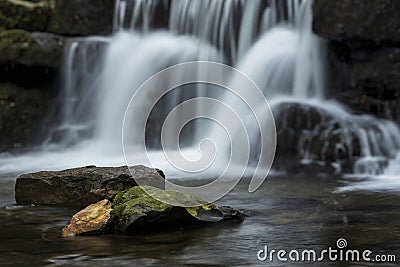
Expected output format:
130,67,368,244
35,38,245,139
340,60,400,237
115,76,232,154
46,0,114,36
60,184,245,236
0,0,53,32
0,29,64,70
0,29,31,51
112,186,245,234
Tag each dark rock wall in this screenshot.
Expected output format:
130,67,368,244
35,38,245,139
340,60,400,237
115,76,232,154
313,0,400,122
0,0,116,151
46,0,115,36
0,0,115,35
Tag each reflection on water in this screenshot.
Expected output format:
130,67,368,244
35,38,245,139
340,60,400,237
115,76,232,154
0,174,399,266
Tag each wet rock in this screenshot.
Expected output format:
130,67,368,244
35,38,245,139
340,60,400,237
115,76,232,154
0,0,52,32
61,199,112,237
275,101,396,175
111,186,245,234
15,165,165,206
0,29,65,88
0,29,64,69
274,102,362,173
0,83,53,151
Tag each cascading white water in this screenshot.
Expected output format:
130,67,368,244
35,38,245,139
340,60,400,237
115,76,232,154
1,0,400,191
94,32,221,148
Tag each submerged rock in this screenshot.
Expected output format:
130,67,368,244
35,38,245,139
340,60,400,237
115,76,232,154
111,186,245,234
61,199,112,237
15,165,165,206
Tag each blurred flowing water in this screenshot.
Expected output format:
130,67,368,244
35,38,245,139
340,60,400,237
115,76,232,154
0,1,400,265
0,0,398,191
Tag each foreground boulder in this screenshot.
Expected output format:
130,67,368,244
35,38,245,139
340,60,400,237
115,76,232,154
15,165,165,206
313,0,400,123
112,186,245,234
61,186,245,237
0,29,65,89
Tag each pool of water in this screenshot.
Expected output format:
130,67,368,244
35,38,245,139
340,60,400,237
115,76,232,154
0,173,399,266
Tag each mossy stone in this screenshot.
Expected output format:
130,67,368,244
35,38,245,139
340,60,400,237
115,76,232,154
0,0,53,32
112,186,244,234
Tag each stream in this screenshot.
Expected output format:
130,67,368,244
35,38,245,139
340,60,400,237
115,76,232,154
1,173,398,266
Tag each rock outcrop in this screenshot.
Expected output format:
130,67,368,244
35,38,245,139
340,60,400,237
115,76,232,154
0,0,117,151
0,29,64,69
313,0,400,122
15,165,165,206
0,83,52,150
0,29,64,150
0,0,52,32
273,102,391,174
0,0,115,36
46,0,115,36
0,29,65,88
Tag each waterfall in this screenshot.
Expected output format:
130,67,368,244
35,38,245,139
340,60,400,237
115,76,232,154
0,0,400,191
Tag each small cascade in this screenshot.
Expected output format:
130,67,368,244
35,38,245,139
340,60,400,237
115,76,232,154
45,37,110,148
272,99,400,174
92,32,221,150
113,0,314,64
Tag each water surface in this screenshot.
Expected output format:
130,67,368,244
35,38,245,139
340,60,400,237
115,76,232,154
0,174,399,266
